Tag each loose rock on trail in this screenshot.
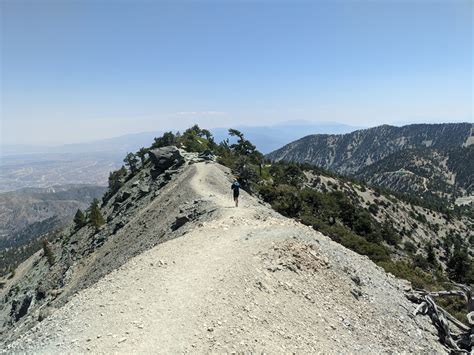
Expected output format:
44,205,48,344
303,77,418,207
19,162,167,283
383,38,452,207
4,160,446,353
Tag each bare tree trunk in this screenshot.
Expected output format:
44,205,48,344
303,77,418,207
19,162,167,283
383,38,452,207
408,284,473,352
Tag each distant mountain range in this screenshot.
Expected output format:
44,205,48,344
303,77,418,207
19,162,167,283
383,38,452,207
211,122,362,153
267,123,474,202
2,121,360,157
1,132,162,158
1,122,360,192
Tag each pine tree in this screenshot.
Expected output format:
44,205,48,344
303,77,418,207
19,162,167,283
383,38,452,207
108,166,127,193
73,208,86,229
88,198,105,229
42,239,55,266
152,131,176,148
447,245,471,283
136,147,148,165
124,152,139,173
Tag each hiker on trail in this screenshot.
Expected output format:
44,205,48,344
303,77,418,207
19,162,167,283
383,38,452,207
231,179,240,207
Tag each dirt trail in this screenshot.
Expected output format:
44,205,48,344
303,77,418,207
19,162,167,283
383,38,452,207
4,162,446,353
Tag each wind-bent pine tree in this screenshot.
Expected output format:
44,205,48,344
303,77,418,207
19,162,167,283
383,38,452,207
136,147,148,165
124,152,139,173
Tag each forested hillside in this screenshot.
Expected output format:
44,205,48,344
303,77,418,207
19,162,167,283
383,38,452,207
267,123,473,205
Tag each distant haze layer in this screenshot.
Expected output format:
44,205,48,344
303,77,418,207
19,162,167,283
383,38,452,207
0,121,361,192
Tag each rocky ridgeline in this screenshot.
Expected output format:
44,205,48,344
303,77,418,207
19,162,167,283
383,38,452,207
1,160,448,353
0,147,215,346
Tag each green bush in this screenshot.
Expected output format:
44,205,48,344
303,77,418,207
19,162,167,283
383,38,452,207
368,203,379,215
381,223,401,246
151,131,177,149
378,260,440,290
317,224,391,263
404,241,417,254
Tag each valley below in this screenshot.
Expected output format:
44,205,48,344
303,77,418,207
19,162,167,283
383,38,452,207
0,152,122,193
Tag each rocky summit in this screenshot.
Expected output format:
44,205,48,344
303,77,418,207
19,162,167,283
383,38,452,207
0,148,447,353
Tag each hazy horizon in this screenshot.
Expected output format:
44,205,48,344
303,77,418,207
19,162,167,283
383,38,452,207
1,119,472,148
1,0,472,145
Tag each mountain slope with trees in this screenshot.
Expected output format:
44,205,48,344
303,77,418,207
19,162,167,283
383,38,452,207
1,126,472,352
355,146,473,203
266,123,473,203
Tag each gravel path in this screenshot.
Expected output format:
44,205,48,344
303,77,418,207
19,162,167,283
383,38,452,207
5,162,446,353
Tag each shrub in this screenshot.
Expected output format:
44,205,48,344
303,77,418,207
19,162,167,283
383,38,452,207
378,260,440,290
413,254,430,271
318,224,391,263
151,131,177,149
381,223,401,246
368,203,379,215
404,241,417,254
352,211,373,236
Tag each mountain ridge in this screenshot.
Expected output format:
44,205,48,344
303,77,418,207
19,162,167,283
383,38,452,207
1,159,445,353
266,123,473,202
2,126,472,352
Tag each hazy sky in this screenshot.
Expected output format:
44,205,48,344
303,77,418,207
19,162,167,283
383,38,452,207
1,0,472,145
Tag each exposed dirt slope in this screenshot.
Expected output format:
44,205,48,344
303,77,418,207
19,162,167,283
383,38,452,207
4,162,446,353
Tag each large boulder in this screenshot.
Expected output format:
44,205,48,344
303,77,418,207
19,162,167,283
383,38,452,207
149,146,184,175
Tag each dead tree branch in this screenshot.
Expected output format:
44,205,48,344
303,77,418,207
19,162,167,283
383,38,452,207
408,284,473,353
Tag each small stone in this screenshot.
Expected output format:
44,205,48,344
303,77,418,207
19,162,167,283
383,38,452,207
351,275,361,286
